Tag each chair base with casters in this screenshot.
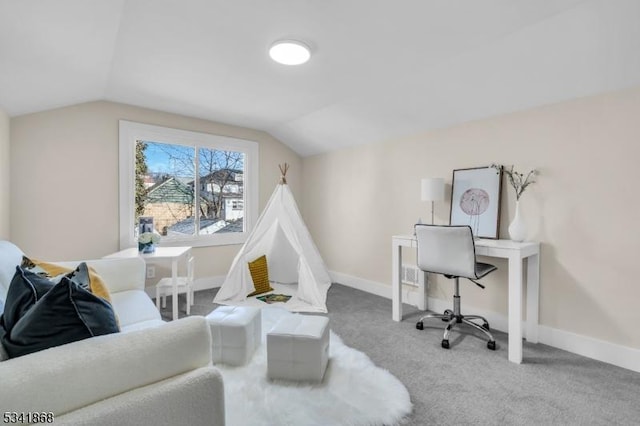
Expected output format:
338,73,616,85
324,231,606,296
416,276,496,350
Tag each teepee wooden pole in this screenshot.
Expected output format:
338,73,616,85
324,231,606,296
279,163,289,184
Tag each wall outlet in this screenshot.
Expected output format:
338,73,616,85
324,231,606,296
146,265,155,279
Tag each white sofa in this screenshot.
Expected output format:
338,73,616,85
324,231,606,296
0,241,225,425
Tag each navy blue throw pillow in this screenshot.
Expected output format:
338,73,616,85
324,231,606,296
1,267,56,332
0,267,119,359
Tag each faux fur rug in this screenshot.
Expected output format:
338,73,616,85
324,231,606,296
216,307,412,426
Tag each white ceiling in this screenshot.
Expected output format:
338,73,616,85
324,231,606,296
1,0,639,157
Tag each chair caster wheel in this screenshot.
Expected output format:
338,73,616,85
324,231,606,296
416,321,424,330
487,341,496,350
442,309,453,321
441,339,450,349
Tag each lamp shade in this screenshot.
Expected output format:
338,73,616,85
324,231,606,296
421,178,445,201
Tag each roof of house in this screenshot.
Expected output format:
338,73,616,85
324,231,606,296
166,217,243,235
201,169,243,184
167,218,218,235
146,178,194,204
218,218,244,234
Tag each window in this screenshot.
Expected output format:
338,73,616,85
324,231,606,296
119,121,258,248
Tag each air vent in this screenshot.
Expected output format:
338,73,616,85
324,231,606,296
401,265,419,286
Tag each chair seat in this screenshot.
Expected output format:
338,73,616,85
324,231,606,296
155,277,194,314
156,277,191,291
475,262,497,279
154,254,195,315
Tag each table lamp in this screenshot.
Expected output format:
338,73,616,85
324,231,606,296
421,178,445,224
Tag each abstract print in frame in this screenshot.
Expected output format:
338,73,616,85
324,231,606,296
449,166,503,239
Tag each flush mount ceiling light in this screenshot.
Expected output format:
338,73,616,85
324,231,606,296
269,40,311,65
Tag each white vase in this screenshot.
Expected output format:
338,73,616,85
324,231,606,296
508,200,527,242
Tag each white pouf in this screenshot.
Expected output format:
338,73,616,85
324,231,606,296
267,314,330,382
206,306,261,366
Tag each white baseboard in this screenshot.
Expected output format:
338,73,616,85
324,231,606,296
193,275,225,291
330,270,640,373
144,275,225,299
537,325,640,373
330,271,390,299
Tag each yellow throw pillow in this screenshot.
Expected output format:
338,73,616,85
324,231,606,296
21,257,113,304
247,255,273,297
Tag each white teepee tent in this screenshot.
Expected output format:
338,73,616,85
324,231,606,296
214,164,332,313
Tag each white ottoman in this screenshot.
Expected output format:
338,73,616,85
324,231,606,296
267,314,330,382
206,306,261,366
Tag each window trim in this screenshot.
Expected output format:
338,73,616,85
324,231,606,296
119,120,259,249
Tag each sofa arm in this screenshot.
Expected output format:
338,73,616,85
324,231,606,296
55,367,225,426
54,257,146,294
0,316,212,416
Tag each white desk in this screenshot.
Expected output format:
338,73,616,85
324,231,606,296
392,235,540,364
105,246,192,321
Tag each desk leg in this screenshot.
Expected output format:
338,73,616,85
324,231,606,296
171,258,178,321
392,242,402,321
417,271,428,311
508,255,524,364
526,253,540,343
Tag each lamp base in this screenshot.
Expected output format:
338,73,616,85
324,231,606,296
430,201,435,225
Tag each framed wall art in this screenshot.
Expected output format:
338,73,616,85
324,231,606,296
138,216,154,235
449,166,503,239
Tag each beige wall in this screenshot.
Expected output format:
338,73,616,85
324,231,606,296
302,87,640,349
10,101,301,279
0,109,9,240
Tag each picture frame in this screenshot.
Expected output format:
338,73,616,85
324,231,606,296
449,166,503,239
139,216,154,235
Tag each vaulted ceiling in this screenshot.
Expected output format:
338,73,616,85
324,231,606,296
1,1,639,156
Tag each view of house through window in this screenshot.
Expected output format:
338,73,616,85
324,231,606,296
135,140,246,240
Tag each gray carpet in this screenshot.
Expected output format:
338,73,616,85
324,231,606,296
159,284,640,425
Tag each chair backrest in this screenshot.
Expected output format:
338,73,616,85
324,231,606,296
415,224,477,279
186,255,195,283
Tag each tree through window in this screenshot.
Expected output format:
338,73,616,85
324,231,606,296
120,121,258,248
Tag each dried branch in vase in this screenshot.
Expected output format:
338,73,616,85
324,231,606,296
491,164,538,201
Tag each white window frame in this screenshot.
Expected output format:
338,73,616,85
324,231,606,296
119,120,259,249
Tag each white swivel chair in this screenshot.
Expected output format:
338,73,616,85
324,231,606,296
414,224,497,350
155,255,195,315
